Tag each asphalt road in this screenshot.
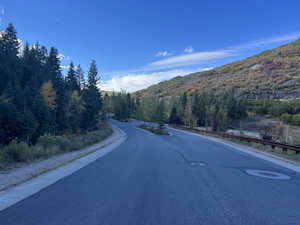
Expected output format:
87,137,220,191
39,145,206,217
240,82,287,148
1,120,300,225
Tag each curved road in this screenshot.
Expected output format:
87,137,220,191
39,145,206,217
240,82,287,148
1,120,300,225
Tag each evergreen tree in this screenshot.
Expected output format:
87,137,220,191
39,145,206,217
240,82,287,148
168,105,183,125
153,99,166,124
75,64,85,91
0,23,20,96
66,62,80,92
46,47,67,132
82,60,102,130
180,92,188,110
192,93,207,127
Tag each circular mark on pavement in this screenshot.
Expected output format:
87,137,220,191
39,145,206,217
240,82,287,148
245,169,290,180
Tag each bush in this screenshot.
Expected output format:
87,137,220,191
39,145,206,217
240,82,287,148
4,141,33,162
36,135,58,149
281,113,293,124
292,115,300,126
0,148,10,167
0,126,113,168
281,113,300,126
54,136,72,152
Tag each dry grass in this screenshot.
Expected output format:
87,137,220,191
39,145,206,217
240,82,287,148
136,39,300,99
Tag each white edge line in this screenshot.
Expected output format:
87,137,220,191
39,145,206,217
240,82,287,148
168,127,300,174
0,125,127,211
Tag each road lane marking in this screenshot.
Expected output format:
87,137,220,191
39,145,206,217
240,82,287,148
189,161,207,167
245,169,290,180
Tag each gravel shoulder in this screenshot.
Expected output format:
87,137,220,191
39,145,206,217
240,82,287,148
0,124,124,192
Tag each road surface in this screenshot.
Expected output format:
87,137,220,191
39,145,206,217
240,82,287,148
1,120,300,225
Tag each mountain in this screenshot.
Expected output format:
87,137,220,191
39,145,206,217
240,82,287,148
136,39,300,99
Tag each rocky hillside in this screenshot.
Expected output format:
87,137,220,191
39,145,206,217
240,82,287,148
136,39,300,99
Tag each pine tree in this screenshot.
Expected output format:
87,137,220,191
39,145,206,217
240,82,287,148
153,99,166,124
46,47,67,132
66,62,80,92
169,105,183,125
75,64,85,91
0,23,20,95
82,60,102,130
192,93,207,127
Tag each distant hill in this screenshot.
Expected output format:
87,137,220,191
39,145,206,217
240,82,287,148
136,39,300,99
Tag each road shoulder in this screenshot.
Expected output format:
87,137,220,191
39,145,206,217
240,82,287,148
0,124,127,211
168,126,300,174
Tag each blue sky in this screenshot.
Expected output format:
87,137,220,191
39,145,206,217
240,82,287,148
1,0,300,92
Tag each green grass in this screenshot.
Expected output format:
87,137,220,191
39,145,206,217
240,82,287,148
138,124,169,135
0,125,113,169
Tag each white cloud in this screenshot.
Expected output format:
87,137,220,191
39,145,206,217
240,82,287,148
60,65,69,70
101,68,210,92
143,33,300,71
155,51,172,57
184,46,194,53
60,64,78,70
58,53,71,61
145,50,233,70
230,33,300,51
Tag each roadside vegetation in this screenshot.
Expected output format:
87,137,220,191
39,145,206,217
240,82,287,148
138,124,169,135
0,24,110,168
105,89,247,132
0,126,112,168
105,89,300,145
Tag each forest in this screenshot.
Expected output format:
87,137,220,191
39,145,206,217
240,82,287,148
106,90,300,135
0,24,108,165
105,90,247,132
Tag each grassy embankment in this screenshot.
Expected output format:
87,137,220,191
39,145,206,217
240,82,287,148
0,124,113,169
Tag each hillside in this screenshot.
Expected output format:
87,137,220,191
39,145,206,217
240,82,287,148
136,39,300,99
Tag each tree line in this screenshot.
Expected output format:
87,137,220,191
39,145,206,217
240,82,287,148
105,90,247,131
0,24,102,145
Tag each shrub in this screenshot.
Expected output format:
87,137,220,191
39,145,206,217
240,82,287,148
0,148,10,167
54,136,72,152
281,113,293,124
0,126,113,168
281,113,300,126
292,115,300,126
37,135,58,149
4,141,33,162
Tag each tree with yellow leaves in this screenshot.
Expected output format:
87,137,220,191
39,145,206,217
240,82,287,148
40,80,57,110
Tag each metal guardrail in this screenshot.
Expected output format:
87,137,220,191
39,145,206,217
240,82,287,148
174,126,300,153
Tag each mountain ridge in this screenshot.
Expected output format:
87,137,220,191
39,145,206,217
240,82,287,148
135,39,300,99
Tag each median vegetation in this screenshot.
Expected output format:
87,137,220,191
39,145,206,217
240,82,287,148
138,124,169,135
